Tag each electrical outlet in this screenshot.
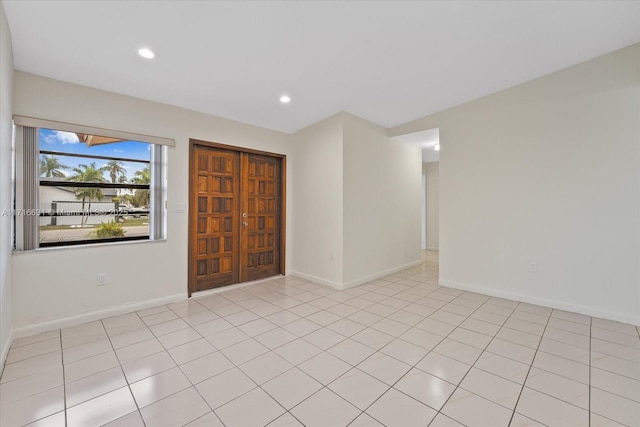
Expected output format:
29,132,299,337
529,262,537,273
97,273,106,286
176,203,186,213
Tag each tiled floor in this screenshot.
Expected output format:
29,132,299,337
1,251,639,426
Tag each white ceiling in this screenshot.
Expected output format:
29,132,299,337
3,1,639,134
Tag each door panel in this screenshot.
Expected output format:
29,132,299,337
241,154,280,281
190,146,240,292
189,143,284,295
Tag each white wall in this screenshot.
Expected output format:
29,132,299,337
391,44,640,325
0,1,14,365
290,114,344,286
343,113,421,285
11,72,293,334
423,162,439,250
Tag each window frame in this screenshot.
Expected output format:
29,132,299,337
13,120,168,251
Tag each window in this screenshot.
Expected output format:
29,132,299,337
13,117,171,249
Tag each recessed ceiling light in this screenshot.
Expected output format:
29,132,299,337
137,48,156,59
434,143,440,151
279,95,291,104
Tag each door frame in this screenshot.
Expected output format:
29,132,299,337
188,139,287,296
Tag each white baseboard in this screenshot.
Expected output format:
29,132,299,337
0,330,13,377
342,260,423,289
439,279,640,326
288,259,423,291
11,293,186,340
286,271,343,290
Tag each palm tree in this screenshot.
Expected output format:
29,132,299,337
131,165,150,207
104,160,127,183
68,162,107,225
39,155,69,178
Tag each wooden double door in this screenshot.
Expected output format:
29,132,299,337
189,141,284,295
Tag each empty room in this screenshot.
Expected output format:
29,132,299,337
0,1,638,426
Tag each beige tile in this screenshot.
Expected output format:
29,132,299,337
103,313,146,337
460,318,501,336
414,318,457,336
303,327,346,350
130,367,191,408
0,351,62,384
589,413,627,427
525,367,588,409
157,327,202,349
168,338,216,365
66,366,128,408
592,338,640,363
380,338,429,365
433,339,482,365
109,327,155,349
366,387,437,427
442,388,513,427
273,338,322,365
510,413,547,427
516,387,588,427
351,327,395,350
592,326,640,349
11,330,60,348
532,351,589,384
486,338,536,364
239,352,293,385
290,388,360,427
399,328,443,350
591,351,640,381
357,352,412,385
416,351,471,385
546,318,590,336
395,367,456,410
550,309,591,325
238,318,278,337
448,327,492,349
328,367,389,410
115,338,164,365
429,413,466,427
327,338,377,365
66,387,136,427
215,387,284,427
538,338,589,364
149,318,189,337
349,413,385,427
220,338,268,365
0,386,64,426
195,367,256,409
121,350,176,384
140,387,210,427
282,318,322,337
298,351,351,385
460,367,521,409
255,327,298,349
543,326,590,349
141,311,178,327
23,411,66,427
7,338,60,364
102,410,145,427
495,327,541,349
184,412,224,427
267,412,304,426
180,351,234,384
193,318,234,337
0,368,63,405
262,367,321,410
592,318,638,336
591,367,640,403
63,337,113,364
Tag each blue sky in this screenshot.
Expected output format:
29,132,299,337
39,129,150,181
